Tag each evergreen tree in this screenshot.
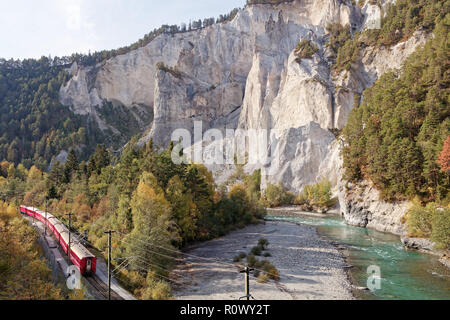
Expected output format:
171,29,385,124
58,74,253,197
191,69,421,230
342,16,449,201
64,149,79,183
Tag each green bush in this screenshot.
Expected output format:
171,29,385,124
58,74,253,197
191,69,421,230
431,207,450,250
334,37,361,73
294,40,318,63
258,238,269,250
294,179,337,210
247,254,257,268
326,23,352,61
263,183,295,208
251,245,262,256
407,201,434,238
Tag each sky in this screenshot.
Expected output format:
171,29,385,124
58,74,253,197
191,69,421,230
0,0,245,60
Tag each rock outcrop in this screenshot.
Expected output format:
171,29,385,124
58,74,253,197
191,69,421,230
338,180,409,235
401,237,436,252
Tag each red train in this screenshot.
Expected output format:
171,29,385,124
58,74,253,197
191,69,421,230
20,206,96,276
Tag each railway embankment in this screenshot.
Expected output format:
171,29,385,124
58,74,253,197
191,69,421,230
25,215,135,300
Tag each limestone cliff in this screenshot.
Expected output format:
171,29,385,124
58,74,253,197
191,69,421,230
59,0,430,233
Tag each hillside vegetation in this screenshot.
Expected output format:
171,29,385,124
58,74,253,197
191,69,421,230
0,201,84,300
1,139,266,299
341,2,449,248
342,16,449,202
0,57,105,170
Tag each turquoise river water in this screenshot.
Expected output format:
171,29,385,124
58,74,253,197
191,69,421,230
267,214,450,300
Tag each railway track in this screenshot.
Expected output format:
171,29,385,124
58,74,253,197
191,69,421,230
85,275,124,300
23,210,133,300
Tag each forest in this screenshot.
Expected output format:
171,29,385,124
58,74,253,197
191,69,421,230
342,15,449,202
341,2,449,248
0,201,84,300
0,139,267,299
0,57,105,170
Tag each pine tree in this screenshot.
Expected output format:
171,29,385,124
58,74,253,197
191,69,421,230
64,149,79,183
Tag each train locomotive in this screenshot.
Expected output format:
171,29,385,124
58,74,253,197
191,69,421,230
20,206,96,276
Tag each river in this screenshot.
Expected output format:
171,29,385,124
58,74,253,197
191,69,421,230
267,214,450,300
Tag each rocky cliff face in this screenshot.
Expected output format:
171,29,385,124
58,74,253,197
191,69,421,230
59,0,429,233
338,180,409,236
60,0,360,143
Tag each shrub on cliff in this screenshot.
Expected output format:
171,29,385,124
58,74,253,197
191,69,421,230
342,18,449,202
294,40,318,63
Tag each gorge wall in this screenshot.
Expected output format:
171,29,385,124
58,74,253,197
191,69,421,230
59,0,429,233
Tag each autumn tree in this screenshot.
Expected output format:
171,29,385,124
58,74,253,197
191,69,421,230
0,208,83,300
125,172,180,275
438,136,450,173
165,175,199,245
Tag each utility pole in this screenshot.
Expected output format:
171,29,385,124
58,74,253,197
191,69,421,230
104,230,116,300
239,266,254,301
44,197,48,236
66,213,73,259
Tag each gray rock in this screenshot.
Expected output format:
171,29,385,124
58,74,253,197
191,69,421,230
338,181,409,235
401,237,435,252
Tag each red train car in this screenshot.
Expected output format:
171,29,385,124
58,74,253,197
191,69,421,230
20,206,96,276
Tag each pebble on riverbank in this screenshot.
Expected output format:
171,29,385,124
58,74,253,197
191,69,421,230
174,221,354,300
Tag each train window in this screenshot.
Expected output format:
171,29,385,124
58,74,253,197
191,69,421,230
86,259,92,272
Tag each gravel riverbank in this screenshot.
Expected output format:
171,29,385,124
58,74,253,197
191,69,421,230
173,220,354,300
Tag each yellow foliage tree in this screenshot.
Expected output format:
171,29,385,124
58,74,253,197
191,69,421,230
0,213,82,300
